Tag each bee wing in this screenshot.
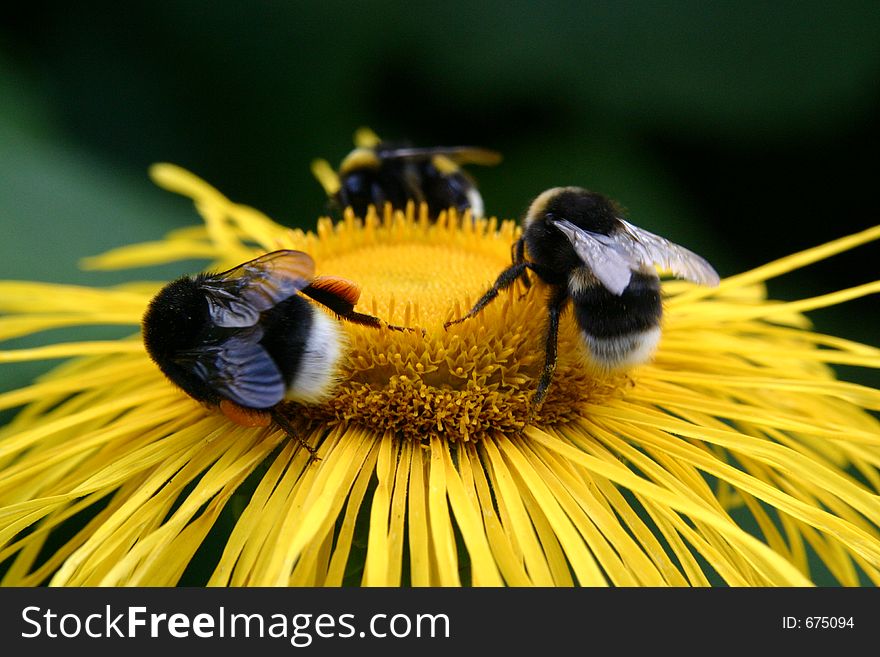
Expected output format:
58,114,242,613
552,219,636,295
201,250,316,328
377,146,502,166
186,326,286,409
616,220,720,287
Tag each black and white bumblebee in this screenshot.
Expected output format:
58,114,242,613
311,128,501,220
142,250,400,453
445,186,720,407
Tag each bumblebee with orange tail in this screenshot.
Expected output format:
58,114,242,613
142,250,406,457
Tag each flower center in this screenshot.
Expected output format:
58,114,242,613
296,209,627,442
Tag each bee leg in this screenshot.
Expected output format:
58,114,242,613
271,408,321,463
339,309,418,334
302,280,416,333
444,261,529,328
530,288,569,412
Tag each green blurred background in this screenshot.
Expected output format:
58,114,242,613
0,0,879,586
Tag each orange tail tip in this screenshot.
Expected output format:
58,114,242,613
220,400,272,427
309,275,362,306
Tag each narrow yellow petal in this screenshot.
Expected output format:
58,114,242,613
670,224,880,305
669,281,880,327
597,403,880,531
501,437,616,585
222,440,312,586
311,158,341,196
210,440,299,586
480,438,556,586
0,314,141,341
0,281,139,310
80,241,218,270
640,501,713,586
149,163,230,204
267,428,374,585
527,427,812,585
288,533,328,587
119,431,278,586
51,422,247,584
523,437,669,585
517,489,576,586
321,440,381,586
407,443,431,586
363,434,396,586
385,439,412,586
440,445,503,586
585,474,691,586
0,340,144,363
427,436,460,586
461,444,533,586
195,200,246,255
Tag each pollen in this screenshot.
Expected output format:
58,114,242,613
290,204,628,442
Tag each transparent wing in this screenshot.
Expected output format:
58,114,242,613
201,250,316,327
377,146,502,166
552,219,635,295
615,220,720,287
185,326,285,409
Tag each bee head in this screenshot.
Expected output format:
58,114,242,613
142,275,212,364
525,186,621,236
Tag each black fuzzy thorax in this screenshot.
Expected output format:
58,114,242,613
522,219,581,286
542,188,621,235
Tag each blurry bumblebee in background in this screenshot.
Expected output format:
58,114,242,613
445,186,720,408
311,127,501,220
142,250,408,456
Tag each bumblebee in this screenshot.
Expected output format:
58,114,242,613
445,186,720,407
142,250,403,455
311,127,501,220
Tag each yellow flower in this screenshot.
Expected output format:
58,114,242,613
1,163,879,586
